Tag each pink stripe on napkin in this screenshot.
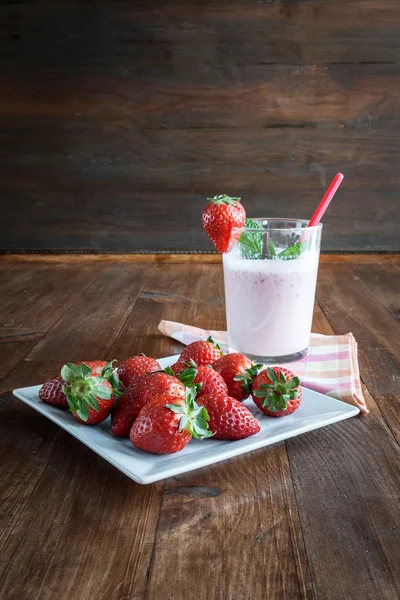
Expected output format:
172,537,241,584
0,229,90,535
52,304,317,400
158,320,368,415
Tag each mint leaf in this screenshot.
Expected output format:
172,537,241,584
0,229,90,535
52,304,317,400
239,219,277,259
278,242,302,260
268,238,276,259
278,238,311,260
239,218,263,259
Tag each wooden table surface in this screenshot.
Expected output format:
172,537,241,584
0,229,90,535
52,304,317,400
0,254,399,600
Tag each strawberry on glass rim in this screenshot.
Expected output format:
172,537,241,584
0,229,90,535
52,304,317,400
252,367,302,417
202,194,246,253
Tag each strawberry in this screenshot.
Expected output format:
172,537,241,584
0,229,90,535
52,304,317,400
193,366,228,398
169,361,186,377
212,353,263,401
76,360,120,391
130,389,212,454
252,367,302,417
135,371,186,406
111,384,141,437
77,360,107,374
202,194,246,253
197,393,260,440
173,361,228,398
117,355,160,387
61,362,115,425
180,336,222,366
39,376,69,408
111,371,186,437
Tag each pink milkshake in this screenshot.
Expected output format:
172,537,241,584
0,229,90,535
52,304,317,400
222,219,322,363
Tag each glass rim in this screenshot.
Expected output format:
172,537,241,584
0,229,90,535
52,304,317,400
235,217,323,232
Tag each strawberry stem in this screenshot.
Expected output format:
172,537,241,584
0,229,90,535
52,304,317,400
233,362,264,394
206,335,224,355
206,194,241,207
166,388,213,439
61,362,113,421
253,368,300,412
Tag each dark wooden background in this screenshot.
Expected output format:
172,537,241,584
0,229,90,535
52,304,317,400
1,1,400,253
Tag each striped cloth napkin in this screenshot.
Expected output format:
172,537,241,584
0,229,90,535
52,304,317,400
158,320,368,415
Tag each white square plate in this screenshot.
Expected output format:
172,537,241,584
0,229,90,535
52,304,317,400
13,354,360,484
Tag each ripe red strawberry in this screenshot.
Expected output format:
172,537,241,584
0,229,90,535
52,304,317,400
212,353,263,401
202,194,246,253
130,389,212,454
252,367,302,417
77,360,107,374
197,394,260,440
61,362,115,425
174,362,228,398
180,337,222,366
111,371,186,437
193,366,228,398
111,384,141,437
170,361,186,376
136,371,186,406
117,355,160,387
39,376,69,408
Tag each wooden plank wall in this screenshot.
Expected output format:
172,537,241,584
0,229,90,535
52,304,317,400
1,1,399,252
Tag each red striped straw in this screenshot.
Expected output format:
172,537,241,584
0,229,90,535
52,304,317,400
308,173,344,228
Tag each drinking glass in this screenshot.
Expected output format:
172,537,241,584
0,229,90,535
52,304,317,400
222,218,323,364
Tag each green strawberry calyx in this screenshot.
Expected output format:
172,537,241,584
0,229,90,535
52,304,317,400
164,362,203,396
166,388,213,440
101,360,122,396
206,335,224,356
253,368,300,412
233,362,264,394
61,362,114,422
207,194,241,207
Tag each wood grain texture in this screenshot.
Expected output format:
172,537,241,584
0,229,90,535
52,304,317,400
2,253,400,264
1,256,399,599
2,64,399,128
0,395,62,556
0,263,148,393
0,425,162,600
316,262,400,443
1,1,400,252
146,447,313,600
1,128,400,252
108,263,204,360
2,1,400,69
286,414,400,600
0,262,102,390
